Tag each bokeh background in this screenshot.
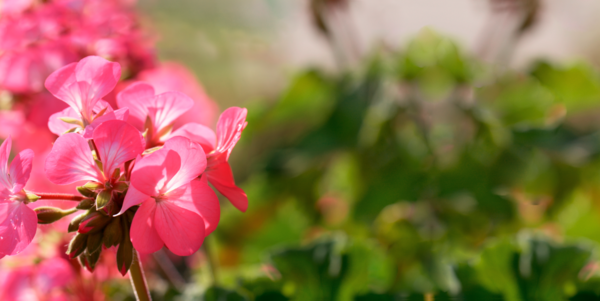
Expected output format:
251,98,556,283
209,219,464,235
128,0,600,300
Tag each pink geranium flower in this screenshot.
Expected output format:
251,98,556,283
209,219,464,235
118,136,220,256
44,56,128,137
116,82,194,147
0,136,36,258
172,107,249,212
45,120,144,211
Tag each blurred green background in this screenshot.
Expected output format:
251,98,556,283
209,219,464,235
131,1,600,300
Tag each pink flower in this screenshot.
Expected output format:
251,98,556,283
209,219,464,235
0,136,36,258
116,81,194,147
137,62,218,127
119,136,220,256
173,107,248,212
45,120,144,208
44,56,121,125
47,100,129,138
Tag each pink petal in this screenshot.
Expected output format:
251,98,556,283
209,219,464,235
116,82,155,130
154,200,205,256
170,122,216,153
93,120,144,178
207,161,248,212
150,91,194,133
74,56,121,106
9,149,33,193
0,201,37,256
215,107,247,161
82,107,129,139
47,107,80,136
0,137,12,190
164,177,220,234
130,200,164,254
130,147,181,196
44,62,77,105
45,133,102,185
162,136,206,192
119,185,151,215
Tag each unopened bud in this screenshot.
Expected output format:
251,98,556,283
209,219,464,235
78,212,110,234
67,233,88,259
95,190,111,210
86,248,101,272
117,218,133,276
103,216,122,248
86,231,103,255
68,211,90,233
35,207,76,224
76,186,97,198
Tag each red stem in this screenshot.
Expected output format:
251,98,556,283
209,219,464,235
34,192,85,202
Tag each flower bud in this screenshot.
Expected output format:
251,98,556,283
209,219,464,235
85,248,102,272
67,233,88,259
78,212,111,234
86,231,103,255
95,190,111,210
35,207,76,224
116,222,134,276
103,217,122,248
69,211,89,233
76,186,97,198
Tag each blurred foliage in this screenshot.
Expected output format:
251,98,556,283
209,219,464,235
144,29,600,300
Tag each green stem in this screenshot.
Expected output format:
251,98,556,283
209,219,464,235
203,237,219,285
129,250,152,301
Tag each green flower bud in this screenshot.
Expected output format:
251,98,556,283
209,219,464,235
95,190,111,210
67,233,88,259
103,217,122,248
35,207,77,224
116,220,133,276
86,231,103,254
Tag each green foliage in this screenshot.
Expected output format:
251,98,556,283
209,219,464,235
143,30,600,300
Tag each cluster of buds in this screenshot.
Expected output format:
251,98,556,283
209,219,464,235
0,55,248,276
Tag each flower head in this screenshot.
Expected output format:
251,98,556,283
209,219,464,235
117,81,194,147
119,136,219,256
45,56,121,125
0,136,36,258
172,107,248,212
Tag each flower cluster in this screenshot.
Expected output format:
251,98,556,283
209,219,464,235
0,56,248,275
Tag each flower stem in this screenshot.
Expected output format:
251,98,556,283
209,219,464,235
203,236,219,285
34,192,86,201
129,250,152,301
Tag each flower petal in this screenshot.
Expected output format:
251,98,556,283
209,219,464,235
215,107,247,161
162,136,206,192
207,161,248,212
116,82,155,130
150,91,194,133
82,107,129,139
9,149,33,193
44,62,77,106
154,200,205,256
45,133,101,185
170,122,216,153
130,200,164,254
0,137,12,190
48,107,80,136
0,201,37,256
131,147,181,196
74,56,121,106
119,184,151,215
164,177,220,234
93,120,144,178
